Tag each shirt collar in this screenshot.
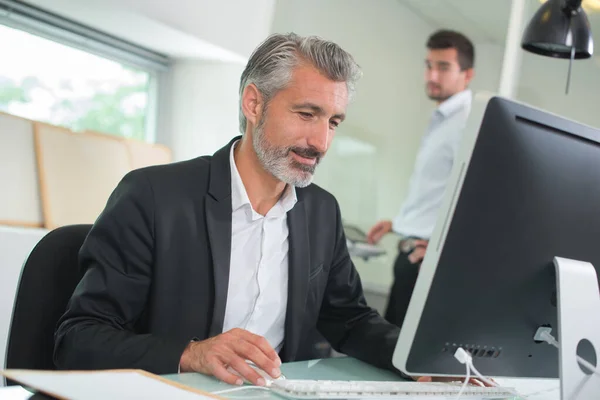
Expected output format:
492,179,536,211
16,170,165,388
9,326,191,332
229,140,297,216
277,183,298,214
436,89,472,118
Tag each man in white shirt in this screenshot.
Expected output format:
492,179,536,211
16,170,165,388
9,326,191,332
367,30,475,329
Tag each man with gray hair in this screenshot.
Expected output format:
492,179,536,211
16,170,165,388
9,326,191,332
54,33,402,386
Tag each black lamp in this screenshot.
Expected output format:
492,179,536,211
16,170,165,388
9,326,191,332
522,0,594,93
522,0,593,58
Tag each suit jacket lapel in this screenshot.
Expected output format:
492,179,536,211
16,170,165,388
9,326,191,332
206,137,239,337
283,196,310,361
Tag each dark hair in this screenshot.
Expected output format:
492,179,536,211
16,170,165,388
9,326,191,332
426,30,475,70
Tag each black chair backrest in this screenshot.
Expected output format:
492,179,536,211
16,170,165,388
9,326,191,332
5,224,91,381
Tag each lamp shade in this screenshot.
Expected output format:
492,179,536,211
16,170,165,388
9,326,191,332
521,0,593,59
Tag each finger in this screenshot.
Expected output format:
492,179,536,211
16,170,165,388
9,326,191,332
477,377,496,387
239,331,281,365
463,378,484,387
207,357,243,386
228,358,266,386
408,250,424,264
366,227,381,244
408,253,416,264
366,233,375,244
420,376,465,383
369,233,381,244
234,339,281,378
367,234,379,244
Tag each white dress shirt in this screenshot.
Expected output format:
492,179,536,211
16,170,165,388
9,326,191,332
392,89,472,239
222,141,297,352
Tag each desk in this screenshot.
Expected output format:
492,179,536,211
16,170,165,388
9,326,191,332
0,356,560,399
167,357,559,400
166,356,401,398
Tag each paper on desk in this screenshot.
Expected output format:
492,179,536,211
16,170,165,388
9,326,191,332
0,369,223,400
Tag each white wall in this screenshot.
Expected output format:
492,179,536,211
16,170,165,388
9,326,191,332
473,43,505,96
270,0,505,292
517,53,600,129
513,0,600,129
163,60,245,161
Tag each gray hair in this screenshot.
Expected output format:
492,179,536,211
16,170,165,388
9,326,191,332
238,32,362,134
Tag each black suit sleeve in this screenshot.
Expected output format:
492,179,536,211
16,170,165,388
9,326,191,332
316,200,405,374
53,170,189,374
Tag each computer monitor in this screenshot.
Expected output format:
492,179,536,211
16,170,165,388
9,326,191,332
392,96,600,396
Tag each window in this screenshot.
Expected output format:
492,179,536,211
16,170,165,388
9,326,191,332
0,0,169,142
0,24,154,141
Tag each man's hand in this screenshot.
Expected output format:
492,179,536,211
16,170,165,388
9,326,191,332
416,375,495,387
367,220,392,244
408,240,428,264
179,328,282,386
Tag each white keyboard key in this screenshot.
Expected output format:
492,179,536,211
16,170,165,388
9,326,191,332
269,379,516,399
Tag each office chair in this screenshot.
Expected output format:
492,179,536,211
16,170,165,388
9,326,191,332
5,224,91,384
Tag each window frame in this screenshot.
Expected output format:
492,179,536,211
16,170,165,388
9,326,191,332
0,0,170,142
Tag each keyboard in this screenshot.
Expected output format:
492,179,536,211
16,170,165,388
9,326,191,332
269,379,516,399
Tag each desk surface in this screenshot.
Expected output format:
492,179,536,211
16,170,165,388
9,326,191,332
166,356,401,398
0,356,560,399
167,357,560,400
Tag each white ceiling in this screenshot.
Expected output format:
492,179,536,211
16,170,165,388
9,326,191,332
22,0,600,67
399,0,514,45
23,0,276,62
401,0,600,47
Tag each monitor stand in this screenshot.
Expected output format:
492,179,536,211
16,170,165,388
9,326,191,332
554,257,600,400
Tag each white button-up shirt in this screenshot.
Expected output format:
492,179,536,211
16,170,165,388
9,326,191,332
392,89,472,239
222,141,297,352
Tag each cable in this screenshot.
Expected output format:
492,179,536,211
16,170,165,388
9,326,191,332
453,347,523,399
534,327,600,378
468,361,497,388
211,385,271,395
468,362,521,399
454,348,471,399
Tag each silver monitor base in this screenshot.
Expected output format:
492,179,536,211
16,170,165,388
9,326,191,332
554,257,600,400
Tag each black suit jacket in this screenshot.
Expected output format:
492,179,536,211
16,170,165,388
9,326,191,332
54,137,401,375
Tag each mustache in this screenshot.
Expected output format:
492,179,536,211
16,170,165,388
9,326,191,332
289,146,323,160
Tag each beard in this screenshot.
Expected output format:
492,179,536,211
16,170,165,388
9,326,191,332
252,116,322,188
426,83,451,102
427,93,450,102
